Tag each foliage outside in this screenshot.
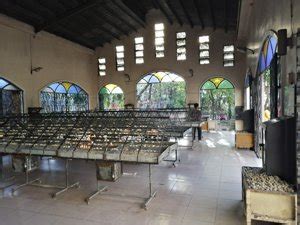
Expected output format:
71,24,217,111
200,88,235,119
137,82,186,109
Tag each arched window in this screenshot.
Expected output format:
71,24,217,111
200,77,235,120
258,35,277,74
99,84,124,110
40,81,88,113
0,77,23,116
136,71,186,109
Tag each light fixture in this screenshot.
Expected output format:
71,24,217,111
188,69,194,77
31,66,43,74
236,47,255,54
124,73,130,82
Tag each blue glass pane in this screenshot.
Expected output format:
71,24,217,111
266,40,273,67
49,83,60,91
149,75,160,83
74,85,82,92
55,84,67,93
269,36,277,54
0,79,9,89
68,85,78,94
142,75,152,83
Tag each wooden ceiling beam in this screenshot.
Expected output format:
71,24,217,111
165,0,183,26
153,0,173,25
79,13,120,40
178,0,193,27
113,0,146,28
193,0,204,29
102,3,137,32
54,24,98,49
93,7,129,36
208,0,216,30
35,0,103,33
224,0,228,32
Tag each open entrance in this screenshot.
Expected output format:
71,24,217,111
99,84,124,110
200,77,235,120
136,71,186,109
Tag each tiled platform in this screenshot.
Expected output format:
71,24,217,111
0,131,264,225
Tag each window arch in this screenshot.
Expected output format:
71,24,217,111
258,34,277,74
99,84,124,110
200,77,235,119
40,81,88,113
0,77,23,116
136,71,186,109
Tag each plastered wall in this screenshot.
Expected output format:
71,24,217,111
0,9,247,112
0,14,98,112
96,9,246,108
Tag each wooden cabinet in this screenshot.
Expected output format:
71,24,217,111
235,132,254,149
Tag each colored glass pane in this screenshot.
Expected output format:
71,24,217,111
105,84,118,92
62,82,72,91
55,84,66,93
210,78,224,88
0,79,9,89
218,80,234,89
202,81,216,90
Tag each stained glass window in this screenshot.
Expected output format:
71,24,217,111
0,77,23,116
200,77,235,119
136,71,186,109
99,84,124,110
258,35,277,73
40,82,88,113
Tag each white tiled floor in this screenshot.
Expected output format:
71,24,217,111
0,131,268,225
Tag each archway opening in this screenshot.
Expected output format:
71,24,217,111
200,77,235,120
40,81,88,113
0,77,23,116
136,71,186,109
99,84,124,110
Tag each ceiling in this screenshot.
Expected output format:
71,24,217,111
0,0,240,49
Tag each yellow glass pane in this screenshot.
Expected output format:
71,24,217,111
62,82,72,91
105,84,117,92
263,39,268,57
210,77,224,88
154,71,166,81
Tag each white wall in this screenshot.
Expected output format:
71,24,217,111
0,14,98,112
96,9,246,107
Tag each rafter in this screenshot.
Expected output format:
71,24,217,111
78,14,120,41
166,0,183,26
193,0,204,29
153,0,173,24
93,7,129,36
35,0,103,33
112,0,146,28
102,3,137,32
208,0,216,30
224,0,228,32
54,24,98,49
178,0,193,27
